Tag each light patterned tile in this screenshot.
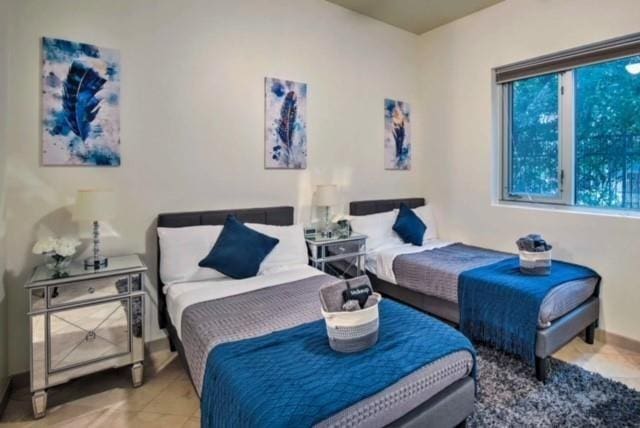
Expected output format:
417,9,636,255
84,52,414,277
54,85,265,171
610,377,640,392
28,404,107,427
191,407,200,418
553,337,640,384
553,342,590,365
93,410,189,428
623,378,640,391
0,354,186,425
579,351,640,379
617,348,640,368
69,360,185,412
570,337,628,356
141,378,199,416
146,349,178,377
181,416,201,428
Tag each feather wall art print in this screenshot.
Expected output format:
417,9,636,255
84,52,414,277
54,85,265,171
384,99,411,170
265,77,307,169
42,37,120,166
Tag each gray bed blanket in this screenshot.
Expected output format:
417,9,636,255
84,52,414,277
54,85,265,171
181,274,338,395
393,243,511,303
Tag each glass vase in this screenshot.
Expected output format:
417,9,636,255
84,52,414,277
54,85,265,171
43,252,72,278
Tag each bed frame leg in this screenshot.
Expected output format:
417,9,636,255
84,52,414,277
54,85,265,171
168,336,177,352
535,356,548,383
585,322,596,345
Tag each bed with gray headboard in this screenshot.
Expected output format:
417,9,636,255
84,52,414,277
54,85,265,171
155,205,476,428
156,205,294,331
349,197,600,382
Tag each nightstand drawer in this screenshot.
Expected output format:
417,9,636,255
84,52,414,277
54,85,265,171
48,298,131,372
48,275,130,307
326,241,362,255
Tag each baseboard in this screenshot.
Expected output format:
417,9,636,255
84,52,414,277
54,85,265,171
0,377,11,419
597,329,640,353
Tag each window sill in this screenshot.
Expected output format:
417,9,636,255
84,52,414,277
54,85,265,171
494,200,640,220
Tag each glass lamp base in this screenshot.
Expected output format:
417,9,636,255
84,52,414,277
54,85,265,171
84,257,108,270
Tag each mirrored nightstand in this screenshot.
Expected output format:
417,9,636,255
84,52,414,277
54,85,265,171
306,233,367,278
25,255,147,419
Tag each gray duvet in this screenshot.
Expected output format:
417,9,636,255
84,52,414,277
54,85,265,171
392,243,597,327
180,273,474,428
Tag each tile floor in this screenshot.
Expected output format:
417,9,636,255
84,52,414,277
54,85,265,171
1,337,639,427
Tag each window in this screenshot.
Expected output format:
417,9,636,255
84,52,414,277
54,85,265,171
574,57,640,209
507,74,560,199
500,39,640,212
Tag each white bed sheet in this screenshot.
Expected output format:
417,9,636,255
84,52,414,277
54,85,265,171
165,264,324,339
369,239,453,283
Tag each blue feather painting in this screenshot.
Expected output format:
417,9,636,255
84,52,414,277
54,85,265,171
42,37,120,166
384,99,411,170
265,77,307,169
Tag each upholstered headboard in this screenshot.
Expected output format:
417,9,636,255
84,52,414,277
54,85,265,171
156,206,294,329
349,198,425,216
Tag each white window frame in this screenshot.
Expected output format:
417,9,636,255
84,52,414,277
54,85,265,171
500,71,575,206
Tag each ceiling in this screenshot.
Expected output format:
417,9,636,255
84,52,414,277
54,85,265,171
326,0,504,35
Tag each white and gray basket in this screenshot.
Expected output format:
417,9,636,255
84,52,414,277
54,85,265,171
519,249,552,275
319,276,381,353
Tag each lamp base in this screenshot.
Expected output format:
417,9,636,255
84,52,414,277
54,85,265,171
84,256,108,270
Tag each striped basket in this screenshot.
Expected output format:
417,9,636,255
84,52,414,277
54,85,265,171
319,277,381,353
519,249,552,276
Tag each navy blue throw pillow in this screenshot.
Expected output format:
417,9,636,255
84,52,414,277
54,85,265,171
393,204,427,246
199,215,279,279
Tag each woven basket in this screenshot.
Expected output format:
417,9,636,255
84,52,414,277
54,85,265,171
319,277,381,353
519,249,552,276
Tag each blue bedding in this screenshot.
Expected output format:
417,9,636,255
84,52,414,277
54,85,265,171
201,299,476,428
458,257,600,364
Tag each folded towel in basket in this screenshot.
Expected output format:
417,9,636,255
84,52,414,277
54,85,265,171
342,300,361,311
342,284,372,308
320,276,374,313
516,234,552,252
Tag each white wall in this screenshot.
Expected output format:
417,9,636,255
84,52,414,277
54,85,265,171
3,0,423,374
419,0,640,342
0,0,11,392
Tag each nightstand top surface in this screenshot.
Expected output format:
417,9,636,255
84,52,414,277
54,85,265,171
305,232,367,245
27,254,147,287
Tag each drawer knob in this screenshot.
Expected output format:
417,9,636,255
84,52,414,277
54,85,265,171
88,287,95,294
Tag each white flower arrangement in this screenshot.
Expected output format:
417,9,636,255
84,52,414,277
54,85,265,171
332,214,351,223
33,237,81,257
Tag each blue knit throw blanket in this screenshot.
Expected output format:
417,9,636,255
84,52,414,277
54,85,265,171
201,299,476,428
458,257,600,364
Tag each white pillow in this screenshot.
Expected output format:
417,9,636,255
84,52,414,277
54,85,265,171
157,225,226,286
246,223,308,274
414,205,439,241
349,210,404,252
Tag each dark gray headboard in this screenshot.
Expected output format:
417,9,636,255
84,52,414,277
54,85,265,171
349,198,425,216
156,206,294,329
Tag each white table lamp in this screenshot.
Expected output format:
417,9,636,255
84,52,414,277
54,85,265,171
315,185,338,234
73,190,116,269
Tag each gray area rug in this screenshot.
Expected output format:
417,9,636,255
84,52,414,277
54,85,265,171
470,345,640,427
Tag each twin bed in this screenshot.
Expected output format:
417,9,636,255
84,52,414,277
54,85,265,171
348,198,600,382
155,201,600,427
157,206,476,428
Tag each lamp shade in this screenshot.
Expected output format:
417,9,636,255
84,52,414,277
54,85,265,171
315,185,338,206
72,190,116,221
